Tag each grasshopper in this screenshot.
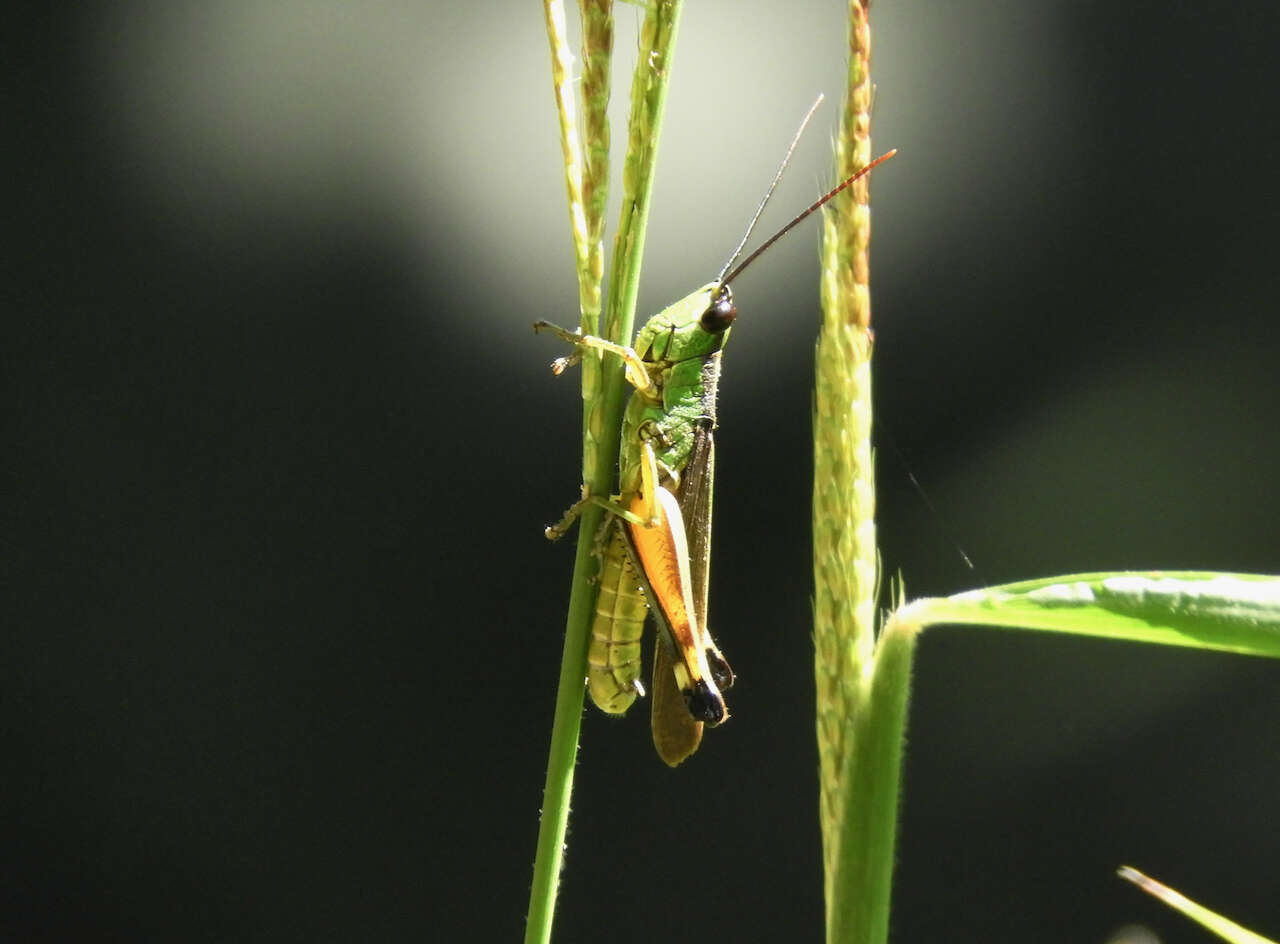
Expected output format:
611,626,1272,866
539,101,894,765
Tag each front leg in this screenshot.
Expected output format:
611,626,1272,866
533,321,655,395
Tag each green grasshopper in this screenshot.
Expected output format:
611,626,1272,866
539,102,894,765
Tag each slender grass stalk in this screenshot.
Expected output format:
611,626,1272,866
579,0,611,309
814,1,912,941
527,10,601,943
527,4,683,942
813,0,876,912
814,0,875,851
577,0,612,480
541,1,591,304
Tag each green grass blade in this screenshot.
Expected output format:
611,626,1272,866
905,572,1280,658
1119,866,1277,944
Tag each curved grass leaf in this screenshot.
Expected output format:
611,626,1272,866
904,572,1280,659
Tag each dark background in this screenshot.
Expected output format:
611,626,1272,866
8,1,1280,941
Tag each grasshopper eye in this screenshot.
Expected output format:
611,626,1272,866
699,288,736,333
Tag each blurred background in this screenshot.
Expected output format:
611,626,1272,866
8,1,1280,940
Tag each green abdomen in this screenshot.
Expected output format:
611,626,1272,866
587,524,647,715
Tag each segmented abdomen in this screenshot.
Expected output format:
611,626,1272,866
586,523,648,715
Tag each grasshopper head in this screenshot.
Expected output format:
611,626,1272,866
645,282,735,362
699,284,736,334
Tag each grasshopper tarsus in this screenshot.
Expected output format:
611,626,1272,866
544,508,577,541
545,513,582,541
545,488,597,541
534,321,585,375
550,354,578,375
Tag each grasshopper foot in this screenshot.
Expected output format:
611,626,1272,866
550,353,579,375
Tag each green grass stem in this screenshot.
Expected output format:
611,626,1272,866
813,0,900,939
527,3,684,942
826,613,918,944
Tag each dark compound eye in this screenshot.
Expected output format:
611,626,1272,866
699,287,737,333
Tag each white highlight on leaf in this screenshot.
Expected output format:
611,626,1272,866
1025,582,1097,606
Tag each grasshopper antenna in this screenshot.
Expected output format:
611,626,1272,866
715,94,826,286
721,148,897,288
